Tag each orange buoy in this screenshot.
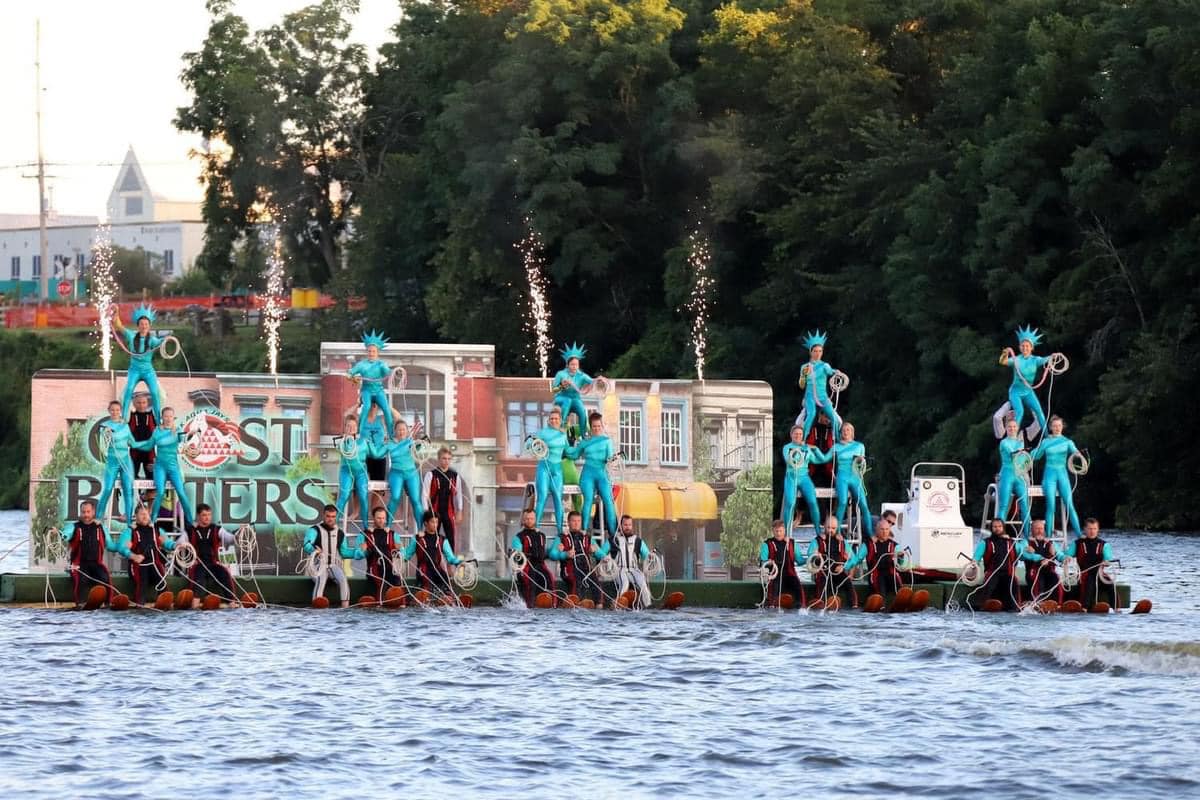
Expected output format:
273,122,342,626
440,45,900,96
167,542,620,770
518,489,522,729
414,589,432,605
908,589,930,613
1060,600,1084,614
562,594,579,609
889,587,913,613
663,591,685,610
620,590,637,608
241,592,259,608
824,596,841,612
84,585,108,610
1038,600,1059,614
778,594,795,610
458,594,474,608
110,593,130,611
982,598,1004,612
581,599,597,610
535,592,555,609
311,595,330,609
1090,602,1111,614
202,594,222,610
174,589,194,610
863,594,884,613
615,593,632,609
383,587,406,609
1131,598,1152,614
154,591,174,611
357,595,376,608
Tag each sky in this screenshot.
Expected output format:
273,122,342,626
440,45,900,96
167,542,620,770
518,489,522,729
0,0,399,219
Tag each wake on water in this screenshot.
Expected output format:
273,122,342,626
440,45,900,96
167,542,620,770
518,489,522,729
911,636,1200,676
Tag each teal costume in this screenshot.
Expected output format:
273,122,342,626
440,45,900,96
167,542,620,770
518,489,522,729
96,419,137,523
303,527,365,560
568,434,618,534
996,434,1032,534
799,330,843,439
335,434,378,530
383,437,424,526
532,425,569,532
830,439,872,533
1004,326,1049,434
399,534,462,566
131,424,195,526
551,342,593,436
350,330,394,438
781,442,830,533
120,304,165,420
1031,433,1083,538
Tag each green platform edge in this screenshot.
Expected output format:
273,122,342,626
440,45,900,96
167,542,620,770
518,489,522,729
0,573,1131,610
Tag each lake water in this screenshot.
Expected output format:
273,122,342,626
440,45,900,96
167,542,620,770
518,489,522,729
1,509,1198,798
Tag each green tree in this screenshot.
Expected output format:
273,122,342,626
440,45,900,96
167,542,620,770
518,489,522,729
719,464,773,568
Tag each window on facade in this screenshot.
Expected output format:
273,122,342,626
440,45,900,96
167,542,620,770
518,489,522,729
740,427,758,471
163,249,174,276
619,405,644,463
9,256,18,280
238,403,265,418
706,426,722,467
125,197,143,217
506,400,556,457
278,406,308,455
661,405,684,465
392,369,446,439
32,255,41,278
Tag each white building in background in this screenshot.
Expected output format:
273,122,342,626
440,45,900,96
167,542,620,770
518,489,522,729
0,148,205,295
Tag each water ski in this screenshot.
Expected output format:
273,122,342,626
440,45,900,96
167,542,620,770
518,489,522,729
908,589,930,613
863,594,884,613
83,585,107,610
110,593,130,611
663,591,685,610
459,594,474,608
1060,600,1084,613
982,598,1004,612
241,592,259,608
154,591,175,611
1132,599,1152,614
202,595,223,610
311,596,330,610
535,592,555,609
174,589,194,610
889,587,913,613
1090,602,1111,614
383,587,406,609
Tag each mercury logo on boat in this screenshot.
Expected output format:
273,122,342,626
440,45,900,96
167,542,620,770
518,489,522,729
180,408,242,472
926,491,952,514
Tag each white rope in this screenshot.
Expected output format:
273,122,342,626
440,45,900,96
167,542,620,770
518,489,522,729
961,559,984,587
806,552,825,576
759,559,780,583
508,549,528,572
413,438,438,463
1068,452,1090,476
171,541,197,572
1062,558,1081,589
453,560,479,591
643,551,664,579
829,370,850,392
595,555,617,582
524,437,549,460
1046,352,1070,375
159,335,181,359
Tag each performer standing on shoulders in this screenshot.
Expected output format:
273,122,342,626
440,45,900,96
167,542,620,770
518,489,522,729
132,407,195,528
528,408,569,536
996,418,1033,534
128,393,157,480
510,509,555,607
96,400,138,525
781,424,830,535
568,412,620,537
423,447,465,552
997,325,1066,436
334,415,377,533
759,520,805,608
829,422,873,534
384,420,424,529
1030,415,1085,540
113,304,165,420
798,331,844,440
551,343,593,439
118,506,175,606
303,504,363,608
348,330,394,438
62,500,117,609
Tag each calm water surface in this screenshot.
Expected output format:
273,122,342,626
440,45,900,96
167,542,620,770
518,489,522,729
2,510,1198,798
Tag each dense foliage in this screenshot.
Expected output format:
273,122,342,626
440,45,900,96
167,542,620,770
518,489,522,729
165,0,1198,529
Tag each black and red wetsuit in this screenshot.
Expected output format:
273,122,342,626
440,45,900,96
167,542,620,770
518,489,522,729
806,423,834,483
864,537,900,597
557,530,600,604
1024,538,1062,603
426,469,461,551
187,523,237,601
979,534,1020,610
364,527,400,601
514,527,555,607
67,520,112,607
763,537,805,607
412,532,453,595
127,524,167,605
813,533,857,608
1074,536,1116,608
128,409,157,480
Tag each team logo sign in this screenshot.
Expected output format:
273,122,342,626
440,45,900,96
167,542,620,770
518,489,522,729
180,407,243,471
927,491,952,514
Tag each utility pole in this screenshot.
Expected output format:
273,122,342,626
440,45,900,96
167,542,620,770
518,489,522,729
35,19,50,302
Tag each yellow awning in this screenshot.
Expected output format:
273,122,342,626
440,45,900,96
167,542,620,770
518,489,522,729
616,482,666,520
659,482,719,521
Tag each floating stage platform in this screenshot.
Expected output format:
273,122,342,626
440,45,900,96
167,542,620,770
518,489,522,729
0,573,1132,611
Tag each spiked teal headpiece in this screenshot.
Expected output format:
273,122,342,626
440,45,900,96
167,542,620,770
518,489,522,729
131,304,157,325
1015,325,1043,346
560,342,587,363
361,329,390,350
802,330,828,350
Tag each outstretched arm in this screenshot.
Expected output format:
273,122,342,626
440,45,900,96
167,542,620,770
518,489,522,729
844,543,866,571
442,540,462,566
302,527,318,555
758,542,770,563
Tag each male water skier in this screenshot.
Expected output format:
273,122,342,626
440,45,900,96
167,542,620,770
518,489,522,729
423,447,466,551
62,499,117,608
1062,517,1118,609
806,515,857,609
303,504,363,608
1022,520,1063,603
973,517,1026,610
550,510,608,605
117,506,176,606
363,506,402,603
128,393,157,480
186,504,239,607
856,518,901,598
401,510,463,598
511,509,555,607
759,519,805,608
612,517,653,609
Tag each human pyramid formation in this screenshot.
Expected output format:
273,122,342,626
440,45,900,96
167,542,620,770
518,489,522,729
761,326,1120,613
58,319,660,611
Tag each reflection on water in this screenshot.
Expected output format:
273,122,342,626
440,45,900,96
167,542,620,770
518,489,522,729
1,511,1198,798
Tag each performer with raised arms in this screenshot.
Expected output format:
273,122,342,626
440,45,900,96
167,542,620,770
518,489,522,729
131,406,195,528
95,400,137,524
829,422,873,534
528,407,569,535
1030,415,1085,539
781,424,830,534
798,330,843,440
383,419,424,529
569,412,619,536
303,504,363,608
998,325,1066,436
550,342,593,438
61,499,117,609
996,418,1033,534
348,330,394,438
113,304,165,420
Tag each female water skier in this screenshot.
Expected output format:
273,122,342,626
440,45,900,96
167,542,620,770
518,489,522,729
568,412,619,537
96,400,137,524
998,325,1066,436
304,504,364,608
131,407,195,527
62,499,118,608
781,424,830,535
113,304,165,420
117,506,176,606
806,516,857,609
1030,415,1085,539
550,342,593,438
759,519,806,608
829,422,873,535
1062,518,1118,610
798,331,844,440
510,509,556,607
382,419,423,528
348,330,394,438
400,510,462,598
334,415,378,532
995,418,1033,534
528,407,569,535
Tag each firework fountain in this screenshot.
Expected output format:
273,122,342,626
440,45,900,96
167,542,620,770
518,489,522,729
263,223,287,376
515,217,553,378
90,223,119,370
684,214,713,381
